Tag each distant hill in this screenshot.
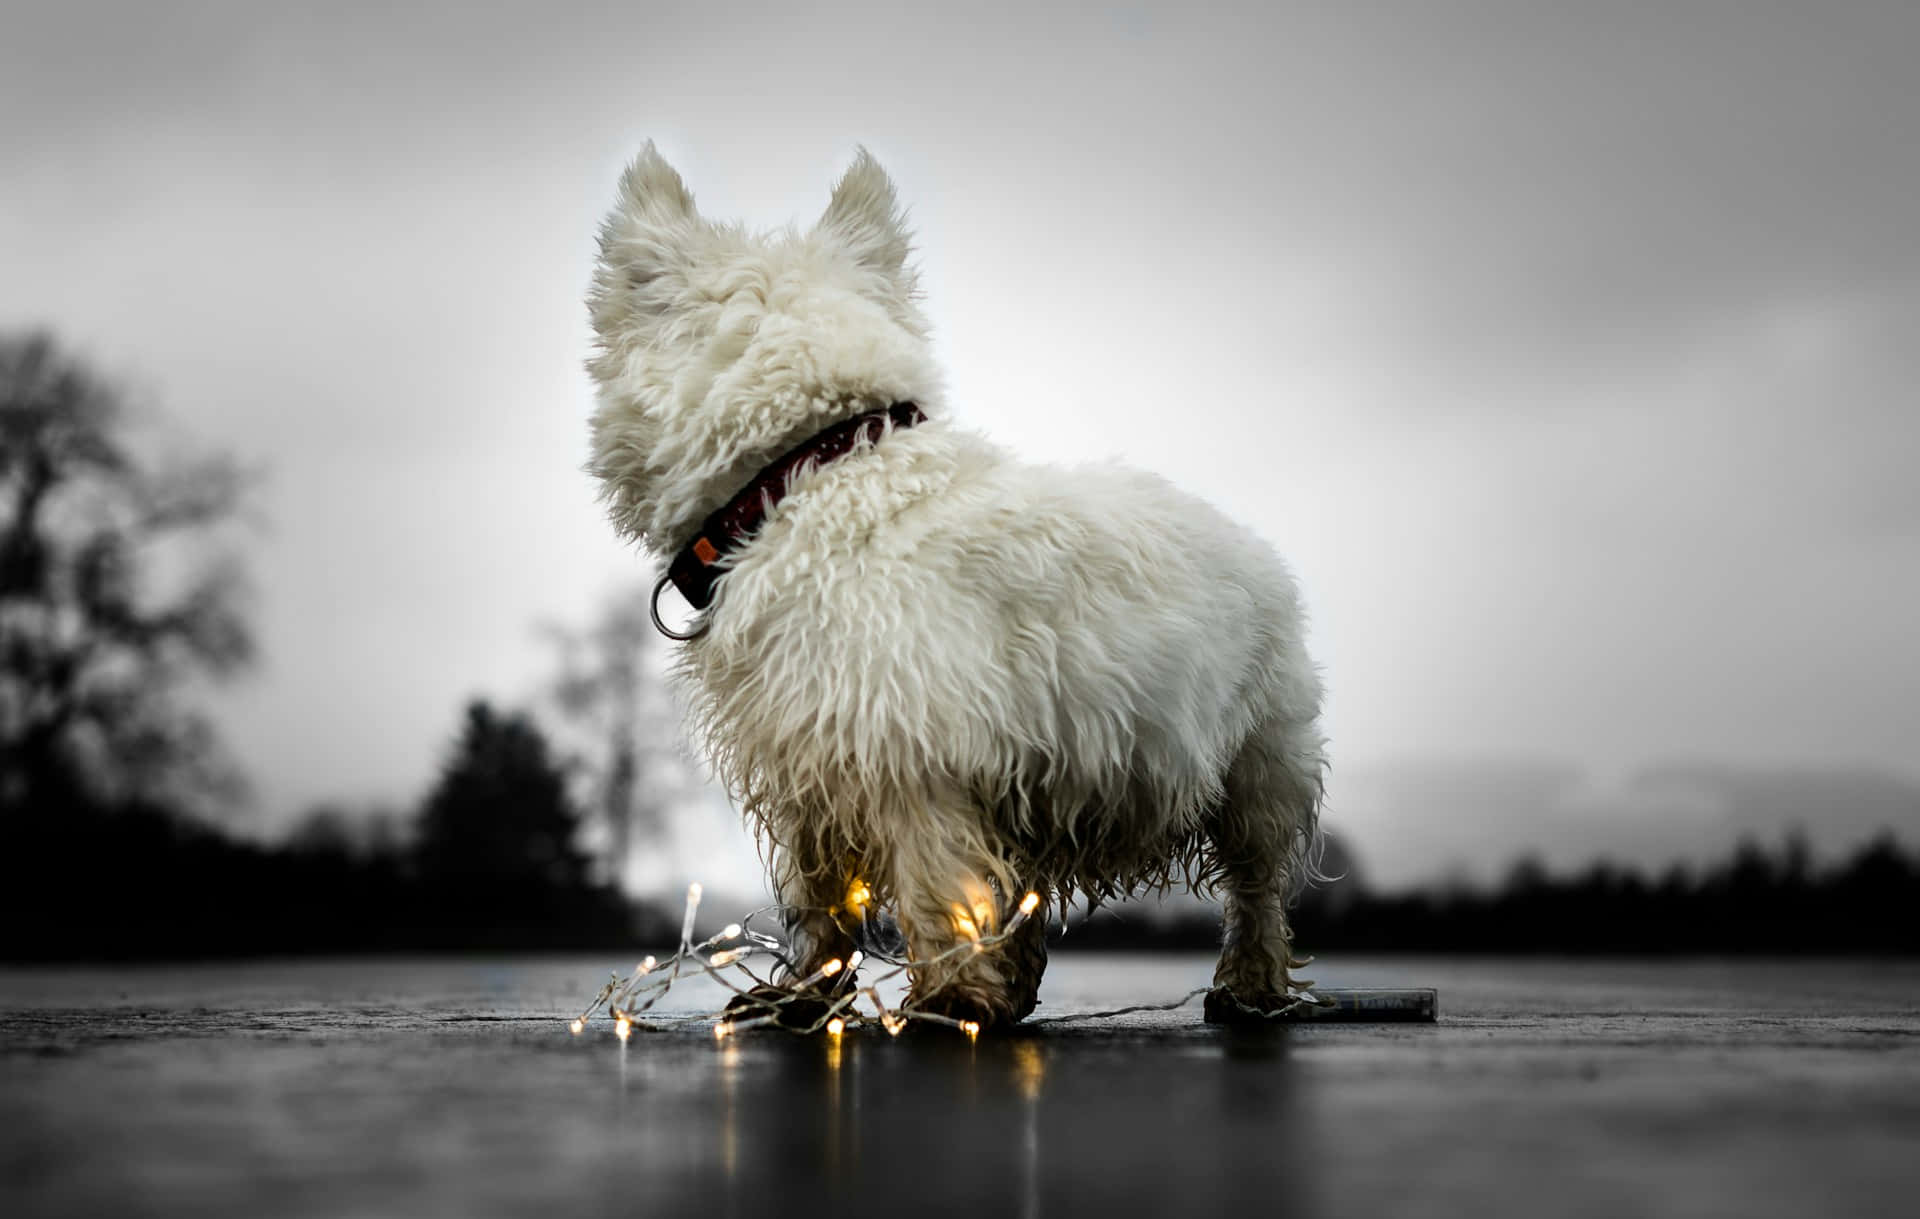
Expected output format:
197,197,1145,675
1327,757,1920,891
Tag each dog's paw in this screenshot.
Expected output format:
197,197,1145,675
908,983,1028,1033
1202,986,1314,1025
723,982,841,1031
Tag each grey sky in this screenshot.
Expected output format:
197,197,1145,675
5,1,1916,890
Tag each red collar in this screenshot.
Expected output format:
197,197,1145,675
663,401,926,617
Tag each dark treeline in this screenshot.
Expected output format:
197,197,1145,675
1065,832,1920,955
2,700,665,961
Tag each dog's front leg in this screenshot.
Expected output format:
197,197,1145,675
888,813,1033,1030
724,844,860,1028
776,859,862,981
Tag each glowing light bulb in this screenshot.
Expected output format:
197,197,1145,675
961,1021,981,1040
821,958,844,977
847,950,864,971
688,882,704,902
714,1021,732,1041
720,923,742,940
826,1018,845,1036
615,1016,632,1041
711,948,742,967
639,955,657,973
1004,889,1044,935
569,1019,584,1035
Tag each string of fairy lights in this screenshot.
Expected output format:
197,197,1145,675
569,882,1332,1042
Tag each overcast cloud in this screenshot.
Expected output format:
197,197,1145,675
4,1,1915,891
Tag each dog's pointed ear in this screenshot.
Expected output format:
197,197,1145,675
594,143,699,330
818,148,912,277
615,141,697,225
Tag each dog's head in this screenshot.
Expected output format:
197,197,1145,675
585,145,939,553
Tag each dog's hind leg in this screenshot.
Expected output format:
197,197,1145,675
1203,714,1326,1023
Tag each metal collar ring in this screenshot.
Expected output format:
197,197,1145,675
649,572,710,642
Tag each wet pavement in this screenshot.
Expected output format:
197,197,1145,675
3,955,1918,1217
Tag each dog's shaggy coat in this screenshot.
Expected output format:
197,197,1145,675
585,146,1327,1026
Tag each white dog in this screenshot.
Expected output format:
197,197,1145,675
584,146,1327,1028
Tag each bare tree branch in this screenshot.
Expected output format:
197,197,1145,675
0,331,256,817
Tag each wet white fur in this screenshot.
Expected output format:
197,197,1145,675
585,145,1326,1023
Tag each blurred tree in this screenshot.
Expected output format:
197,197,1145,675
1502,854,1551,894
542,584,693,889
1778,828,1814,888
0,332,252,818
414,700,591,898
285,801,410,863
285,805,358,861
